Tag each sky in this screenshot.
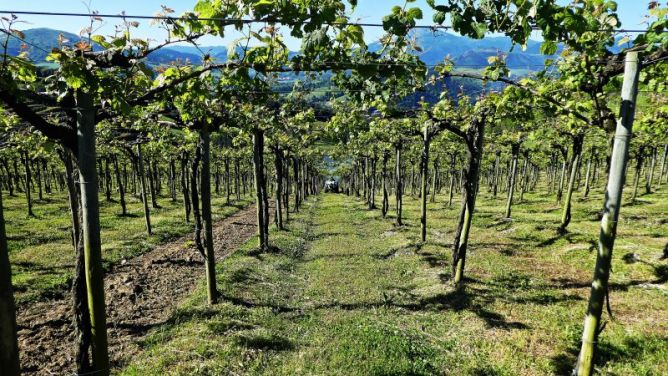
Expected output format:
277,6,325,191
1,0,654,50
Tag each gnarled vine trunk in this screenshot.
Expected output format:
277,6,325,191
61,150,92,374
452,112,487,287
559,134,584,232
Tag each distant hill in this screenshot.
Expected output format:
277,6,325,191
369,29,559,70
145,48,205,66
165,45,228,61
5,28,213,66
11,27,558,71
5,28,85,62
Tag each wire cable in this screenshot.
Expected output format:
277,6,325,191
0,10,663,34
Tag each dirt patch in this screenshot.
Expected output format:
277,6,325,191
16,204,260,375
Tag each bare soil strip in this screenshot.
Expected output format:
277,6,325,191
16,204,259,375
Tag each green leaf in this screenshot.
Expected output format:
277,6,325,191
472,22,487,39
540,40,558,55
407,7,423,20
433,11,446,24
91,35,110,48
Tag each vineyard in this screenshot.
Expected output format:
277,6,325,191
0,1,667,375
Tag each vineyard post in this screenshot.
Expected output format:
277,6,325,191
394,145,402,225
199,124,218,305
583,148,593,198
645,146,656,194
369,154,377,209
505,143,519,218
76,91,110,375
420,126,430,242
447,153,456,207
0,187,20,375
23,151,33,216
658,144,667,185
113,156,127,216
136,144,152,235
560,134,584,232
382,151,390,217
493,150,500,197
253,129,267,250
273,147,284,230
430,157,438,203
575,51,640,376
557,149,567,203
631,146,644,202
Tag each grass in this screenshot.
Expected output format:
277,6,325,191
5,188,253,304
118,180,668,375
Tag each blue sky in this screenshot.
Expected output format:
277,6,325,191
3,0,653,49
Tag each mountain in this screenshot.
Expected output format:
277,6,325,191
144,48,205,65
5,28,217,66
11,27,557,71
5,28,86,63
165,45,228,61
369,29,558,70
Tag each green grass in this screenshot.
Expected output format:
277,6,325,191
119,181,668,375
5,189,253,304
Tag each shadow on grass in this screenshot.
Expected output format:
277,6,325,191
623,199,651,207
551,333,668,375
217,286,530,331
533,231,592,248
549,269,668,291
646,262,668,284
227,267,264,285
7,232,65,246
116,213,141,218
482,219,514,231
219,294,300,314
499,249,515,256
373,242,423,260
133,305,221,350
246,245,283,259
234,332,294,351
308,231,353,241
207,319,255,335
13,260,73,273
419,250,448,267
12,261,72,302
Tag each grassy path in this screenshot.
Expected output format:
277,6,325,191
121,192,667,376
